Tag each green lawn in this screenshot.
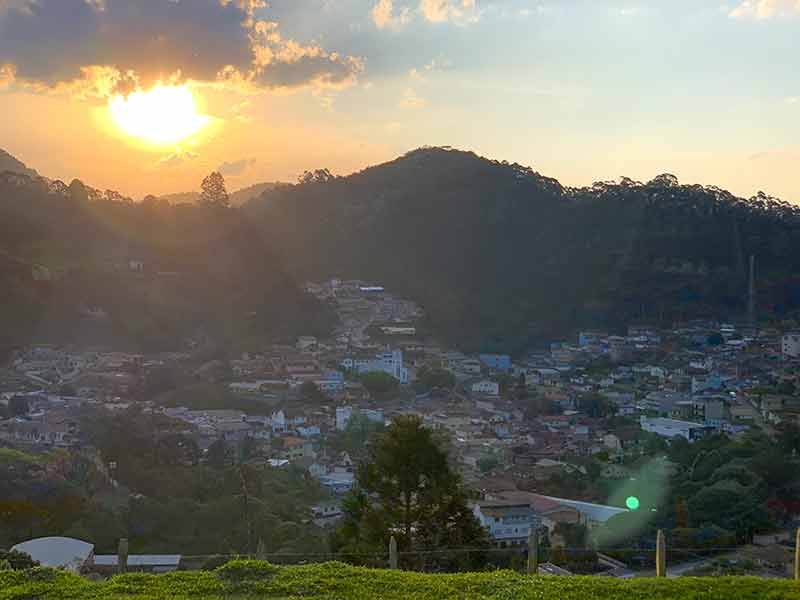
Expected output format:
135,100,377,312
1,561,798,599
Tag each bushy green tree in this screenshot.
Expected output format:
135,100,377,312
333,415,489,571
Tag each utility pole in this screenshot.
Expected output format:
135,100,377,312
389,536,398,570
794,528,799,581
656,529,666,577
117,538,129,574
527,528,539,575
748,254,756,326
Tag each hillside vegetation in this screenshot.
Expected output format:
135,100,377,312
0,561,798,599
246,147,800,352
0,170,331,357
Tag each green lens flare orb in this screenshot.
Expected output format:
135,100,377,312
626,496,640,510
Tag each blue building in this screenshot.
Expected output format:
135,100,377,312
479,354,511,373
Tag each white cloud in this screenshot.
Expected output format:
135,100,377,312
156,150,198,169
399,87,427,108
218,157,256,176
729,0,800,18
372,0,477,29
0,62,15,89
372,0,412,29
419,0,477,23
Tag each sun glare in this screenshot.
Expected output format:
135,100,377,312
108,85,210,146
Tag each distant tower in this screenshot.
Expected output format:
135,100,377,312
748,255,756,325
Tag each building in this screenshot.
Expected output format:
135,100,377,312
479,354,511,373
782,333,800,358
11,537,94,572
341,349,409,384
472,502,539,547
91,555,182,574
336,406,354,431
472,380,500,396
639,416,713,441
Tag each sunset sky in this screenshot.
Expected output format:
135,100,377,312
1,0,799,201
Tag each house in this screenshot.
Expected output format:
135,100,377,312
90,555,182,574
472,380,500,396
472,502,539,547
639,416,713,441
341,349,409,384
479,354,511,373
782,333,800,358
336,406,353,431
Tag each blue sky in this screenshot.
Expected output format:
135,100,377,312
0,0,798,200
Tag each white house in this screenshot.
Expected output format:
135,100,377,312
472,380,500,396
336,406,353,431
340,349,409,384
639,416,711,441
782,333,800,358
472,503,539,547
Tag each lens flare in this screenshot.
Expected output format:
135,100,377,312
625,496,641,510
108,84,209,146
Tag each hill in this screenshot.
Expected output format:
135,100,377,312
245,147,800,352
160,182,284,207
0,148,38,178
0,172,332,357
0,561,797,599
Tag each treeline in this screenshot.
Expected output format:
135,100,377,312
245,147,800,353
0,172,333,355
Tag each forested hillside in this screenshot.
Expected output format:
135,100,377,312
246,147,800,352
0,170,331,358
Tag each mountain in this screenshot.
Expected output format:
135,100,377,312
0,172,332,358
245,147,800,353
160,182,284,207
0,149,38,178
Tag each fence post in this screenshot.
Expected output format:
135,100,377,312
794,528,799,581
527,528,539,575
389,535,398,570
117,538,129,575
656,529,666,578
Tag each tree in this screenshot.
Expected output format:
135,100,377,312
578,393,615,418
415,366,456,393
360,372,400,400
299,381,327,403
8,396,29,417
207,439,229,469
200,172,230,207
298,169,335,184
333,415,489,571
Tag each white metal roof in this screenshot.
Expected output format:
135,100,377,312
11,537,94,570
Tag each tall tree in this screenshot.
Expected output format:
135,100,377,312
200,172,230,207
333,415,489,571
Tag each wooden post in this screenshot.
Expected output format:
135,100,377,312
527,528,539,575
794,528,800,581
656,529,666,578
117,538,129,574
389,535,398,570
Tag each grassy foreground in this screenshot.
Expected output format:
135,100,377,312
1,561,799,600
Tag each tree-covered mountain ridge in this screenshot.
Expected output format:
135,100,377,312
0,166,331,358
245,146,800,352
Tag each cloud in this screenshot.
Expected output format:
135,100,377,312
419,0,477,23
371,0,477,29
218,157,256,176
372,0,412,29
399,87,427,108
729,0,800,18
0,62,14,89
156,150,198,169
0,0,362,98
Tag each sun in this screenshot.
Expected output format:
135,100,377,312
108,84,210,146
